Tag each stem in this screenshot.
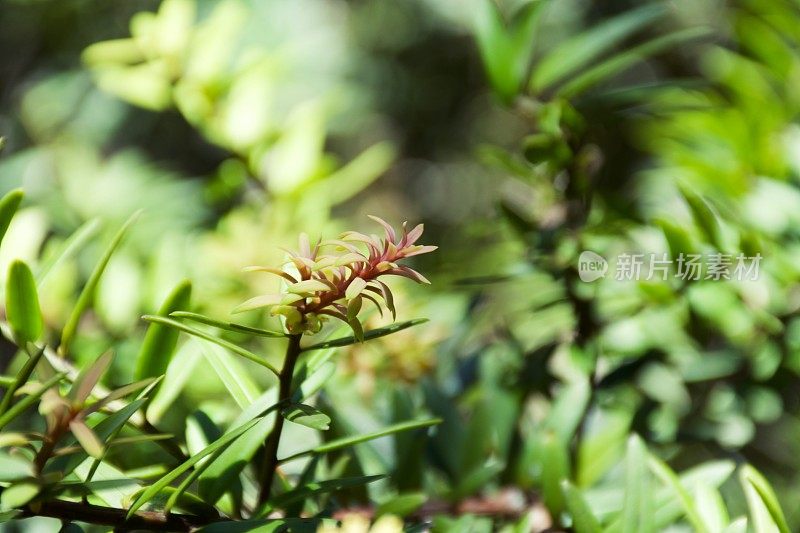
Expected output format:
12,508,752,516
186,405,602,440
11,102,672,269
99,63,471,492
20,499,219,531
258,334,302,506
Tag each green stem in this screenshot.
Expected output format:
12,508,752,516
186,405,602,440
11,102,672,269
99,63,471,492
258,334,302,506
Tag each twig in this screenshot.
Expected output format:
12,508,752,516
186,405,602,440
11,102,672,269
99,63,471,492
257,334,302,506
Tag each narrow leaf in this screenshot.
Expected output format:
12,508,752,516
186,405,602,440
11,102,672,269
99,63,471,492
740,464,790,533
0,345,45,417
60,211,140,356
6,261,43,345
0,189,24,250
300,319,428,352
648,455,708,533
170,311,286,337
141,315,279,376
261,475,385,515
0,373,65,430
69,420,104,459
126,418,260,518
69,351,113,406
135,280,192,381
282,403,331,431
530,4,664,92
280,418,441,464
36,218,101,287
561,480,601,533
621,435,655,533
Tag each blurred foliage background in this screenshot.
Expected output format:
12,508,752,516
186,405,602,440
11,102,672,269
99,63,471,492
4,0,800,530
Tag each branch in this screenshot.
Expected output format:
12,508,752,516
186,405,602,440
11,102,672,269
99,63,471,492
20,499,221,532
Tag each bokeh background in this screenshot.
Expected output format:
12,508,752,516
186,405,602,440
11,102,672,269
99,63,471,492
3,0,800,530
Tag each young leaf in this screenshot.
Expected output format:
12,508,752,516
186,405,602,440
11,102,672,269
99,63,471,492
126,418,261,518
0,189,24,250
300,319,428,352
280,418,441,464
6,260,43,345
560,480,601,533
60,211,140,356
0,482,39,509
141,315,279,376
170,311,286,338
282,403,331,431
0,373,65,430
69,419,104,459
69,351,113,406
0,345,45,417
135,280,192,381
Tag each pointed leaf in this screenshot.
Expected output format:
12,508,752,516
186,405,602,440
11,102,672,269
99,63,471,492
6,260,43,345
648,454,708,533
280,418,441,464
141,315,279,376
300,319,428,352
282,403,331,431
0,345,45,417
531,4,663,91
561,480,601,533
0,189,23,250
135,280,192,381
170,311,286,338
60,211,139,356
69,420,104,459
260,475,385,515
69,351,113,406
36,218,101,287
0,373,65,430
126,418,261,518
621,435,655,533
740,464,790,533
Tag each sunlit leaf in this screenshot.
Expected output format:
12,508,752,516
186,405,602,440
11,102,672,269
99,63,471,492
69,419,104,459
282,403,331,431
0,345,45,417
170,311,286,337
6,260,43,345
0,189,23,250
0,373,65,431
69,351,113,406
280,418,441,464
135,280,192,383
740,464,790,533
621,435,655,533
142,315,279,376
300,319,427,352
0,482,39,509
561,480,601,533
648,454,708,533
60,211,140,356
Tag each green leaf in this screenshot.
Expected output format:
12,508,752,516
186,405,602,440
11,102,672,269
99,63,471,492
0,373,65,431
0,345,45,417
197,518,322,532
170,311,286,338
135,280,192,382
6,260,43,345
261,475,384,515
126,417,261,518
621,435,655,533
146,342,201,424
282,403,331,431
69,419,104,459
201,341,260,409
45,398,147,476
540,431,569,518
300,319,428,352
475,0,544,102
142,315,279,376
740,464,790,533
530,4,664,92
60,211,139,356
376,492,426,518
69,351,113,406
557,27,710,97
0,482,39,509
560,480,601,533
648,454,708,533
280,417,441,464
0,189,24,250
36,218,101,287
